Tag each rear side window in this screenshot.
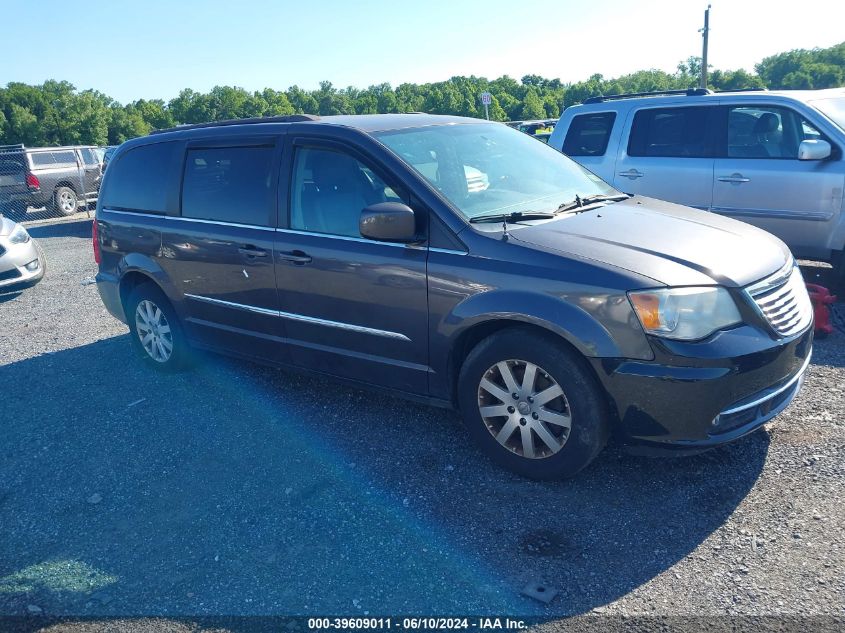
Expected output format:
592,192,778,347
562,112,616,156
628,107,712,158
101,141,179,213
181,146,274,227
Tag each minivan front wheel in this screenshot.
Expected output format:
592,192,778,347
458,328,610,479
126,283,191,371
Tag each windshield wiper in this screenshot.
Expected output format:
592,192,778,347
556,193,631,214
469,211,556,224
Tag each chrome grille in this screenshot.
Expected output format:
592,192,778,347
746,264,813,337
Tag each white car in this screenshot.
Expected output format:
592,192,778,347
0,216,45,291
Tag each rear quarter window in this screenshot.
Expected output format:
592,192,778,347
562,112,616,156
101,141,180,213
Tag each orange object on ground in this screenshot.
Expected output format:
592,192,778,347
805,283,837,337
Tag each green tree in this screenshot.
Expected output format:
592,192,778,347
285,85,319,114
0,40,843,145
7,104,43,145
520,88,546,119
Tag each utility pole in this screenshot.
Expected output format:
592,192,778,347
700,4,711,90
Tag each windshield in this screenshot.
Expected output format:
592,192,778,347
375,123,617,220
812,97,845,131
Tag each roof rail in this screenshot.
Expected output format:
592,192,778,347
0,143,25,151
714,87,768,93
583,88,712,104
151,114,321,135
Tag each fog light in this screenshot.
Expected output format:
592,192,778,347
25,259,40,272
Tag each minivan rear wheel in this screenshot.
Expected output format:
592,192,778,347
457,328,610,479
126,283,191,371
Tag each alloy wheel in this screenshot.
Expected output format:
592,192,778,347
477,359,572,459
59,191,76,213
135,299,173,363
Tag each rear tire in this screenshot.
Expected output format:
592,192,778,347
457,327,610,480
125,283,192,371
53,186,78,216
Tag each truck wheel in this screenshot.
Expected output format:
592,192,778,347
125,283,193,372
53,187,78,216
457,327,610,480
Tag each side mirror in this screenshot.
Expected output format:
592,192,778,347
798,139,831,161
359,202,417,242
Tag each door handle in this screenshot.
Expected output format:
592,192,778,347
718,173,751,184
277,250,312,265
238,245,268,258
618,169,644,179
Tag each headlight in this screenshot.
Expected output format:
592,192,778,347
8,224,30,244
628,287,742,341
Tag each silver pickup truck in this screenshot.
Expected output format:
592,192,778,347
548,88,845,281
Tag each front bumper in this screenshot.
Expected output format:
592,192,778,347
0,239,45,290
590,324,813,452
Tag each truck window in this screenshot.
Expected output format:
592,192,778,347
562,112,616,156
80,148,99,166
628,107,712,158
50,150,78,167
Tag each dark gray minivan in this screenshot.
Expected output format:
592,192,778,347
94,114,813,479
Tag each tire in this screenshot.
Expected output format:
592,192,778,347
53,186,78,216
457,327,610,480
125,283,192,371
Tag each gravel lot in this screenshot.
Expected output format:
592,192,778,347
1,219,843,629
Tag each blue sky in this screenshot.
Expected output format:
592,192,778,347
2,0,844,103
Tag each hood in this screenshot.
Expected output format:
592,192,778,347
0,216,16,237
510,196,791,287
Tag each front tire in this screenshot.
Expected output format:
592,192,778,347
125,283,192,371
457,328,610,480
53,186,78,216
